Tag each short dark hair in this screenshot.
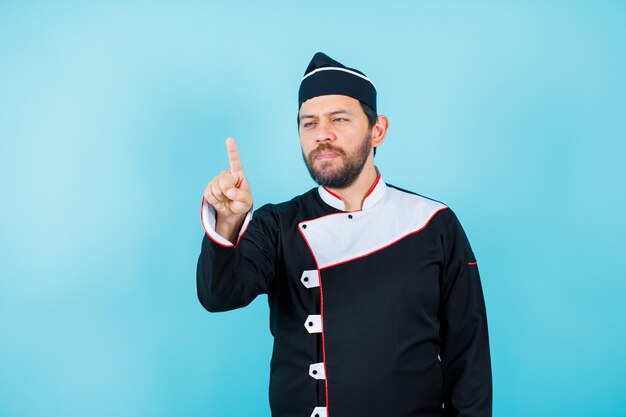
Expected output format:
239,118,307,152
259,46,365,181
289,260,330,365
359,101,378,156
359,101,377,130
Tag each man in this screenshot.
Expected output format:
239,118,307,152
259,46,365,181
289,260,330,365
197,52,492,417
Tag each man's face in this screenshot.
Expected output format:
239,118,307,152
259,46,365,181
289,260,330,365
298,95,373,188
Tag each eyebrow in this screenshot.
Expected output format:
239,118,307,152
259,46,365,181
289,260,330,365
299,109,353,119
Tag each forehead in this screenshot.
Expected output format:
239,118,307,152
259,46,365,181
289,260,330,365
299,94,362,116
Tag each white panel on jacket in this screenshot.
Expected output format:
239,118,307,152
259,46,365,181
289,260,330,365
200,199,252,247
304,315,322,333
300,186,447,269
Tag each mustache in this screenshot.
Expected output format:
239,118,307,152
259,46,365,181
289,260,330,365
308,144,346,160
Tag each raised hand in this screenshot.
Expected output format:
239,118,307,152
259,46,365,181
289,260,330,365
203,138,253,242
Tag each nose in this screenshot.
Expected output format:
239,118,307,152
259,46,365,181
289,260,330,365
315,119,336,143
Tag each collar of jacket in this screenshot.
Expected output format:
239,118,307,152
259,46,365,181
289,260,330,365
317,168,386,212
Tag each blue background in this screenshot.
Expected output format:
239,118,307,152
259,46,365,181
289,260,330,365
1,1,625,416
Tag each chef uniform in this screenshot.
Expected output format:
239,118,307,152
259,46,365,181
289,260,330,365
197,53,492,417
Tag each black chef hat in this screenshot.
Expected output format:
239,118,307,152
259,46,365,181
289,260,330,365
298,52,377,112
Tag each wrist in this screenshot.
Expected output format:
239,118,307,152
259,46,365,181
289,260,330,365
215,212,247,244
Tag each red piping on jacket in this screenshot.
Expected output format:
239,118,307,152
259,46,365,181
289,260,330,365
360,172,381,206
322,186,343,201
298,224,330,416
322,171,382,212
311,206,449,270
200,198,251,248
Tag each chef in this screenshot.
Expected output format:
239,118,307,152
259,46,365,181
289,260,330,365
197,52,492,417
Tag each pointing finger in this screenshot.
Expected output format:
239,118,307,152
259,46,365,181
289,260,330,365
226,137,245,186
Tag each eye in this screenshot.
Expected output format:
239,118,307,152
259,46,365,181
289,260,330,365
302,121,316,128
333,117,348,123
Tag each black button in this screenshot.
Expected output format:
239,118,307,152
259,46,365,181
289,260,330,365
303,277,309,282
348,214,353,219
312,369,318,374
302,224,307,229
315,414,319,417
308,321,313,327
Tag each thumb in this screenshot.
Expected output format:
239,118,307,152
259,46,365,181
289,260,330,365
225,187,251,205
225,188,237,199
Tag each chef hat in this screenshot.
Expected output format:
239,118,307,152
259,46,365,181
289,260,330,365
298,52,377,112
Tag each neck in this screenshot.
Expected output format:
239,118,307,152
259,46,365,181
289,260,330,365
326,163,378,211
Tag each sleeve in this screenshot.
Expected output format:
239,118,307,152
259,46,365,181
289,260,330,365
196,199,279,312
439,210,492,417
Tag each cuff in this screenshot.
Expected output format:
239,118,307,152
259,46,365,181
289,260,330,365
200,198,253,248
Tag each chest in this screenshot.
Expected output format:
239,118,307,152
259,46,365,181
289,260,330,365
277,219,444,321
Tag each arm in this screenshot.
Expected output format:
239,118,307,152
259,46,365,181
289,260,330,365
440,210,492,417
196,201,278,312
196,137,276,312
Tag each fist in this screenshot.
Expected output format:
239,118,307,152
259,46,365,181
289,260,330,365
203,138,253,221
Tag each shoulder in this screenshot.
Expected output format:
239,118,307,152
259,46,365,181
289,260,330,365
252,187,320,219
383,183,473,237
385,183,452,220
255,187,317,211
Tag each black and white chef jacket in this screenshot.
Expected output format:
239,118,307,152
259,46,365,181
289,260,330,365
197,172,492,417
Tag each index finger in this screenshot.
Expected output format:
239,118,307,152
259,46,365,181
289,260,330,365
225,137,245,181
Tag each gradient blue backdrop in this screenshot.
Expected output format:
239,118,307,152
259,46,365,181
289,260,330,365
1,1,625,416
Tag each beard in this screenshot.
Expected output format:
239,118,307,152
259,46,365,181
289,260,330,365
302,132,372,188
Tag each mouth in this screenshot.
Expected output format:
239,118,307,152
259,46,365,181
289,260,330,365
311,145,345,162
314,152,339,161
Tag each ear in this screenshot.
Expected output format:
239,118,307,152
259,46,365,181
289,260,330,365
371,115,389,148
